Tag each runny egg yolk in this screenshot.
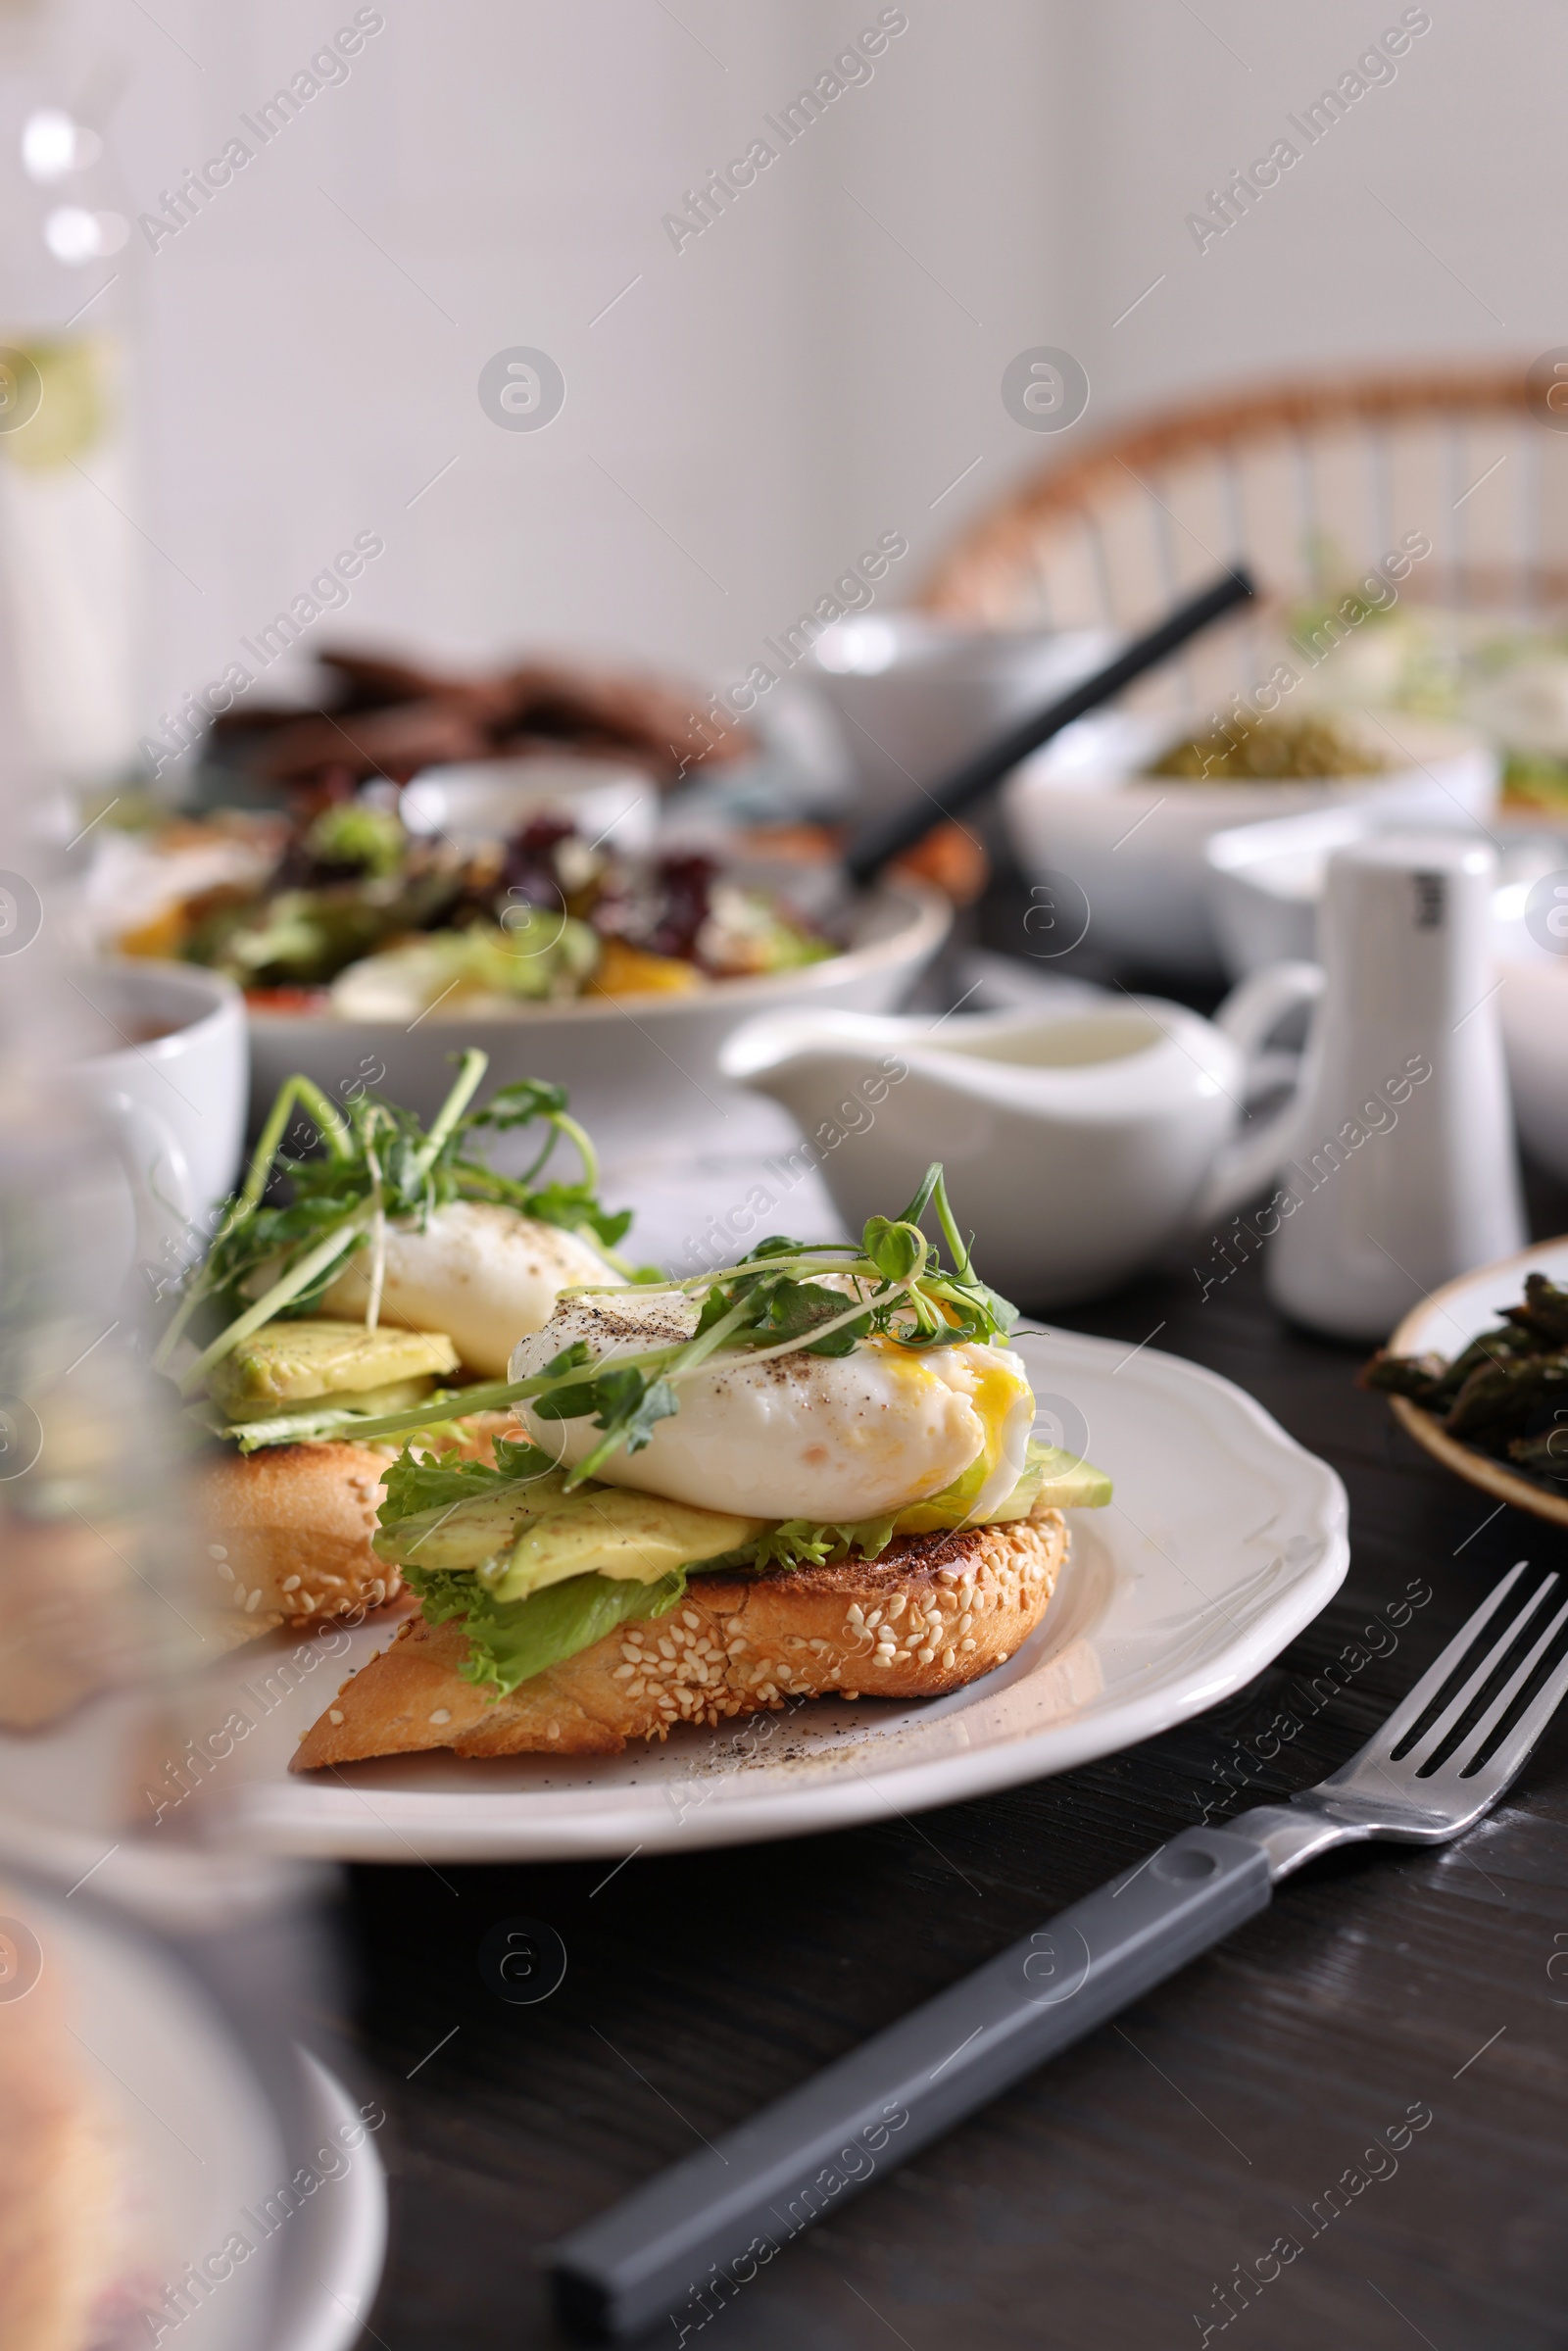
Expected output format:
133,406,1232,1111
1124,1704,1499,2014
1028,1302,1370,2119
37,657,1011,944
876,1339,1036,1524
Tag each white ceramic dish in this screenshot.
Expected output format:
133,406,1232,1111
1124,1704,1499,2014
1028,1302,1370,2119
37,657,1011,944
1204,804,1378,980
1383,1232,1568,1531
23,1884,385,2351
215,1326,1348,1862
807,614,1113,819
1205,808,1568,984
74,958,248,1221
1004,709,1498,976
1494,847,1568,1182
242,879,951,1157
720,993,1311,1307
73,958,249,1286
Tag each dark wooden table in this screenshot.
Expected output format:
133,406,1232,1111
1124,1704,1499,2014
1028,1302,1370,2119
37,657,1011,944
341,1163,1568,2351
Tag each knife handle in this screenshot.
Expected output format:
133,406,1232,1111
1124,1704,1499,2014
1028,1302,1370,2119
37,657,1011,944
549,1824,1271,2342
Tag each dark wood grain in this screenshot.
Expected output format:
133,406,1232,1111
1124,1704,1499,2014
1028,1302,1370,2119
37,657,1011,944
340,1166,1568,2351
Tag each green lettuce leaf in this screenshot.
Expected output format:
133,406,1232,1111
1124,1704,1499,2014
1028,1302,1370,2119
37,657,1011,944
723,1513,898,1573
377,1436,559,1528
405,1562,687,1697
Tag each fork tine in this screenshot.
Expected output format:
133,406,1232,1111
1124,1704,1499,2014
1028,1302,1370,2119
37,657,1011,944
1440,1592,1568,1776
1368,1560,1534,1756
1458,1605,1568,1799
1402,1571,1560,1767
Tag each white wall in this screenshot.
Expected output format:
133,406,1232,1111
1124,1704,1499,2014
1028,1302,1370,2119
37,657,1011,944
1044,2,1558,403
8,0,1562,757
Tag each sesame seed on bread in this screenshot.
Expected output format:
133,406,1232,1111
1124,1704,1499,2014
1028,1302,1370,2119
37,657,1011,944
195,1412,514,1642
290,1510,1067,1768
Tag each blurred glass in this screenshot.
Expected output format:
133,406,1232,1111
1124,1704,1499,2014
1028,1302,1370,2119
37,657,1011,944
0,40,141,791
0,55,369,2351
0,694,365,2351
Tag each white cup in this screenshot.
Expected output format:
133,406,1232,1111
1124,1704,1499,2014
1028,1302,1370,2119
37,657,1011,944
72,960,248,1293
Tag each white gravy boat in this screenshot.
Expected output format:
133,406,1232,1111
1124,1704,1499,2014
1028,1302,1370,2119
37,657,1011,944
719,971,1317,1306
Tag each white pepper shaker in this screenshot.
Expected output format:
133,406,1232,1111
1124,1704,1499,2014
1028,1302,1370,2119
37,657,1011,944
1265,832,1525,1342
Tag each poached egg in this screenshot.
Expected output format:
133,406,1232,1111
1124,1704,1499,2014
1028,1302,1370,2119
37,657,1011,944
508,1291,1035,1524
319,1200,614,1377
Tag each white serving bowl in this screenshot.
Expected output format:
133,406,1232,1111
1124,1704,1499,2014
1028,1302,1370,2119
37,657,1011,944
1004,709,1499,977
807,614,1113,820
1200,802,1516,982
1204,804,1370,980
242,879,951,1159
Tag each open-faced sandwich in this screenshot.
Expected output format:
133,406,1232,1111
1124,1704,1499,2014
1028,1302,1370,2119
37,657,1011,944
292,1166,1109,1765
157,1049,630,1642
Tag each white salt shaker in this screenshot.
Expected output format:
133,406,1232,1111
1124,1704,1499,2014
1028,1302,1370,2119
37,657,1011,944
1264,832,1526,1342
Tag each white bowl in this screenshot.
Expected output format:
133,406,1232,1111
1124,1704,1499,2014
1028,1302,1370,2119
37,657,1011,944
807,615,1114,820
1204,804,1371,979
1004,710,1499,977
244,880,951,1159
1207,808,1568,983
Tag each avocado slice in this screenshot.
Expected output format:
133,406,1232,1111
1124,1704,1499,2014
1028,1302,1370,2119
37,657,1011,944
369,1431,1104,1618
375,1473,576,1576
373,1475,764,1596
490,1489,768,1603
208,1318,460,1419
988,1440,1112,1517
232,1372,450,1428
889,1437,1110,1536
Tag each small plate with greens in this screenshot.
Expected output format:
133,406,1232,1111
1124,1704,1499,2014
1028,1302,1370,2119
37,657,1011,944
1364,1236,1568,1529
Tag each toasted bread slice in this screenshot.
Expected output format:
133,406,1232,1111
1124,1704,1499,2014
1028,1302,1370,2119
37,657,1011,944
196,1412,514,1640
292,1510,1066,1767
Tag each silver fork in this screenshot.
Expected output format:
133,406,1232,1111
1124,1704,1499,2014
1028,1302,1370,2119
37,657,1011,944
1234,1558,1568,1877
551,1565,1568,2344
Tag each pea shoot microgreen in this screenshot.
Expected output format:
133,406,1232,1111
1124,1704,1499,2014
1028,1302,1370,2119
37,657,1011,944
157,1048,634,1400
224,1160,1017,1483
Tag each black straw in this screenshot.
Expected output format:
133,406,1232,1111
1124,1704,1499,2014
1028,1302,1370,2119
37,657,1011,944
843,563,1256,887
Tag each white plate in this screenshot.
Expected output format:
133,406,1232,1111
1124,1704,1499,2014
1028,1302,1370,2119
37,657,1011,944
220,1327,1348,1862
22,1885,384,2351
1384,1231,1568,1530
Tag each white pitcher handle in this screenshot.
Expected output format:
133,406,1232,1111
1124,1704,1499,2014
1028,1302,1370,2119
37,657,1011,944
1191,961,1326,1230
1211,959,1326,1059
